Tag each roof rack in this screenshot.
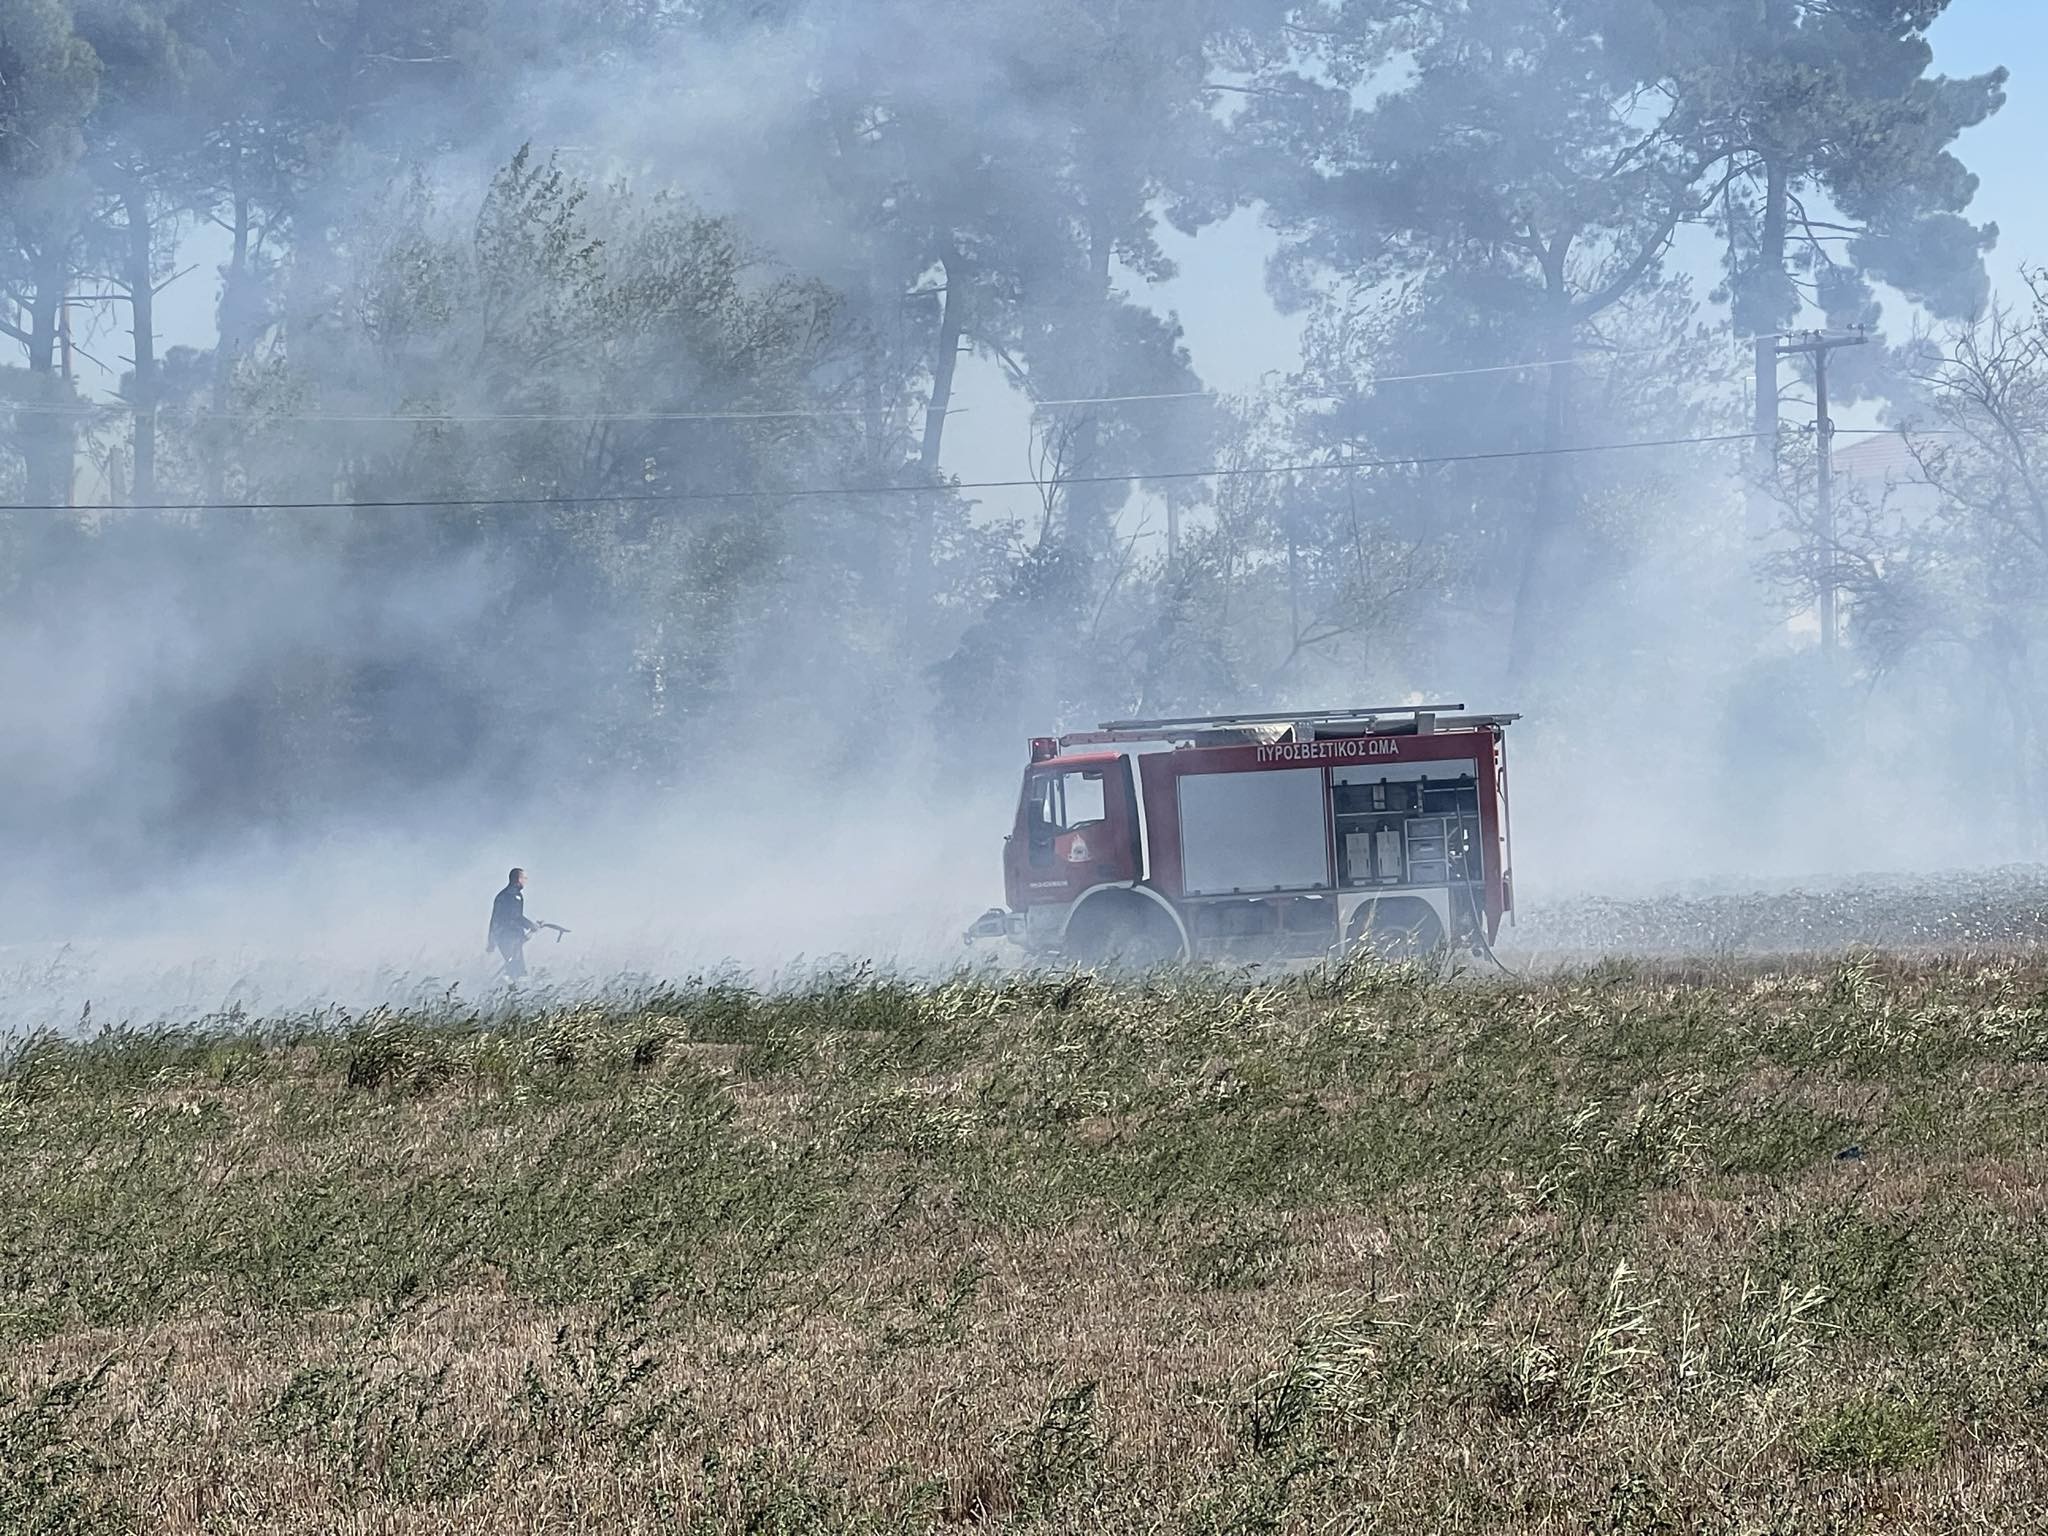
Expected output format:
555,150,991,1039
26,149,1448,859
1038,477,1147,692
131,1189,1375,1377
1054,703,1518,752
1097,703,1469,733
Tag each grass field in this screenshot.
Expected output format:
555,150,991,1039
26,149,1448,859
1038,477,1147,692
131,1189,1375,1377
6,954,2048,1533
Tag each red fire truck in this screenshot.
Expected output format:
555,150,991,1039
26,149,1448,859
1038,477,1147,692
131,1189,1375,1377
967,704,1518,965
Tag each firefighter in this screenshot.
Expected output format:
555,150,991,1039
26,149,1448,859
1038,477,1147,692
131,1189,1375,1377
488,867,540,979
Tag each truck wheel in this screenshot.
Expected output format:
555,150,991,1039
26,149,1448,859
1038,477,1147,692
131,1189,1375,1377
1346,898,1446,963
1064,892,1186,972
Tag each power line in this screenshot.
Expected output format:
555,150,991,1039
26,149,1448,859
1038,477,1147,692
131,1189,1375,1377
0,329,1826,426
0,400,888,425
1297,329,1817,395
0,428,1774,514
1001,328,1818,408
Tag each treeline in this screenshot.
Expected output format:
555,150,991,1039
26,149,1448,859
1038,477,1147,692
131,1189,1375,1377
0,0,2038,864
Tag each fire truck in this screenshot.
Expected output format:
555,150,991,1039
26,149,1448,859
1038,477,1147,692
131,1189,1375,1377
967,704,1518,966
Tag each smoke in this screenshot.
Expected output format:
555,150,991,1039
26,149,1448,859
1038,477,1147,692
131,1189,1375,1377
0,752,1014,1039
1,0,2039,1039
0,31,1040,1038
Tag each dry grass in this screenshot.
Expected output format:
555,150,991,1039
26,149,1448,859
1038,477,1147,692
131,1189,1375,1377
6,954,2048,1531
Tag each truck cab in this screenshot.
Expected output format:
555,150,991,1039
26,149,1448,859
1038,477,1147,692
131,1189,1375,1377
1006,751,1142,905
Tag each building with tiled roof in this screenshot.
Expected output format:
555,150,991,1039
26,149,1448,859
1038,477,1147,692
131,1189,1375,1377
1833,430,1939,517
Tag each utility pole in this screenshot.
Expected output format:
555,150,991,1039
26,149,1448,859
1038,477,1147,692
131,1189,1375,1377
57,288,75,510
1776,328,1869,657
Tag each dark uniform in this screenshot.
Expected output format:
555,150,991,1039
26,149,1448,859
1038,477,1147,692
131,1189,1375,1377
489,881,537,978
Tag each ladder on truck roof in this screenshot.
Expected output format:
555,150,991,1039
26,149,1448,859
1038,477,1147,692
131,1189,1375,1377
1063,703,1518,749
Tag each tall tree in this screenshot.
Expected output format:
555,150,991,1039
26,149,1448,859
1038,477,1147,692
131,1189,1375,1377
1644,0,2006,524
1238,0,1715,672
73,0,203,506
0,0,100,504
737,0,1234,692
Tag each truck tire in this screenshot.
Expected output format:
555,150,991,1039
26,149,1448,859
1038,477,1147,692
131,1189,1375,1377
1064,891,1187,971
1346,897,1446,963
